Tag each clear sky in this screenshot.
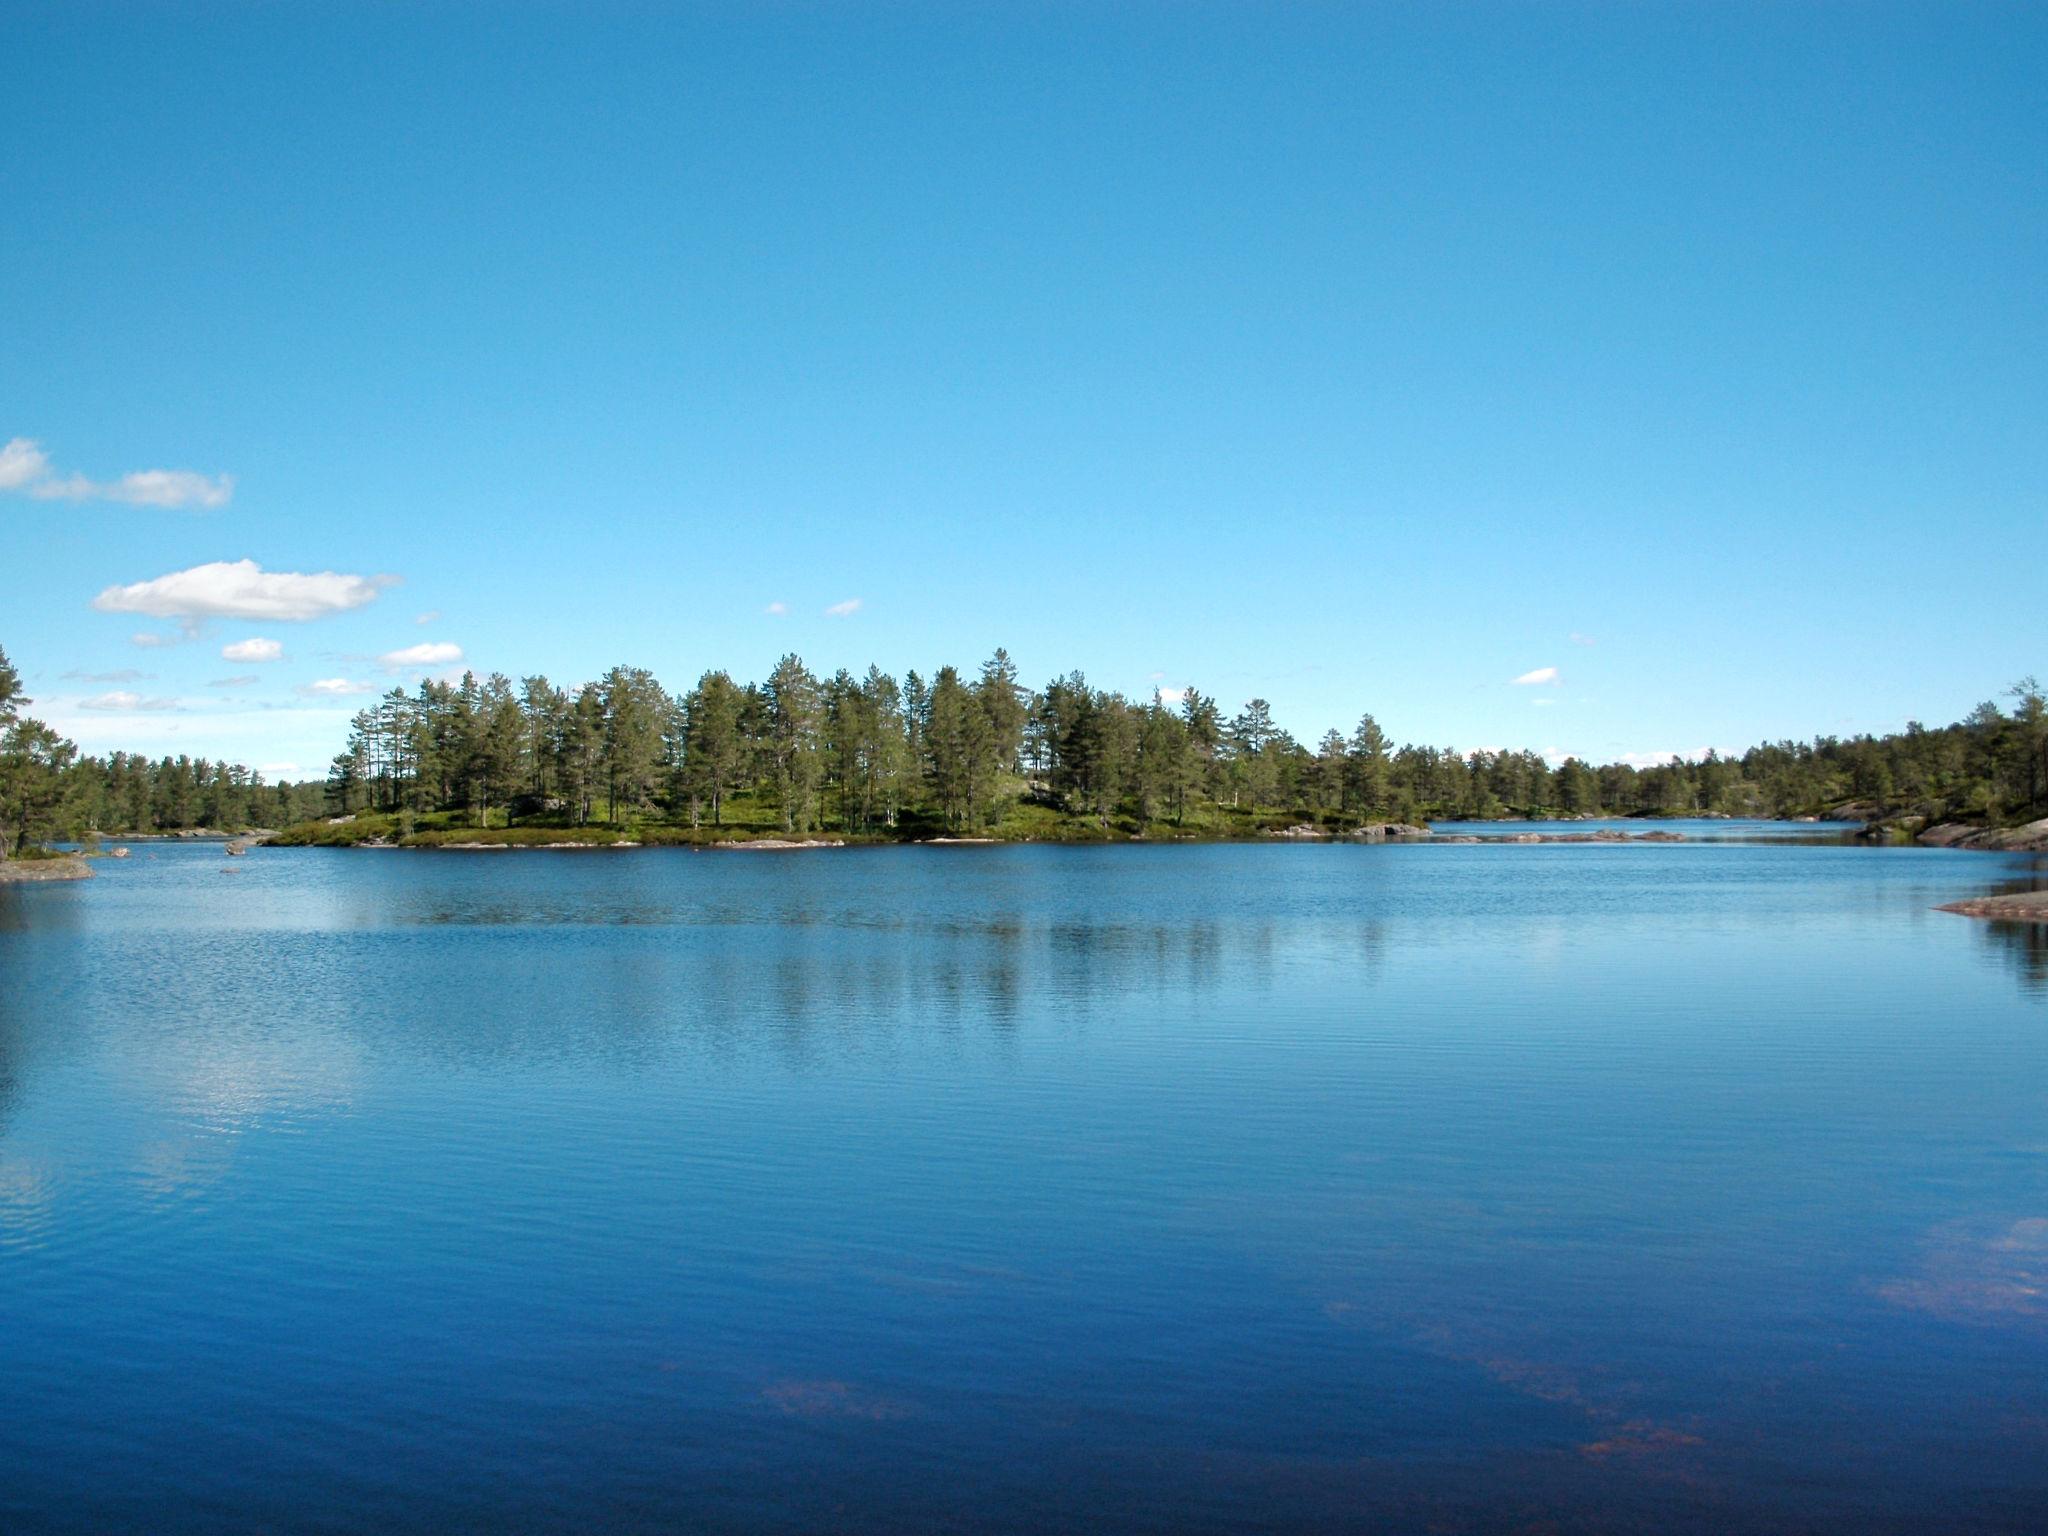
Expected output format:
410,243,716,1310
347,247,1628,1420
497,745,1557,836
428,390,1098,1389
4,1,2043,781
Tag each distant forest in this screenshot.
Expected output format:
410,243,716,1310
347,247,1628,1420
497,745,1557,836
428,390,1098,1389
305,651,2046,840
0,646,326,857
2,643,2043,856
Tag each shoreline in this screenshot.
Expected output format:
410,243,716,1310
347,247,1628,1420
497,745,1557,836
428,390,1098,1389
0,857,93,883
1936,891,2048,925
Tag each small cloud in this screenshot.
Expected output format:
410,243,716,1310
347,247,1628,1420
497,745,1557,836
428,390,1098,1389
764,601,789,616
1148,670,1166,682
378,640,462,671
1531,697,1557,707
824,598,862,618
209,675,260,688
62,668,148,683
1569,632,1596,647
414,610,440,626
1511,666,1560,687
221,637,284,663
130,632,174,648
1156,686,1188,706
0,438,51,489
1,436,233,508
94,559,394,623
79,690,180,712
297,677,376,698
258,761,301,780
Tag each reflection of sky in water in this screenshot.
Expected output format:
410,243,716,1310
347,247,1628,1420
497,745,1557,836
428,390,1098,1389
0,840,2044,1533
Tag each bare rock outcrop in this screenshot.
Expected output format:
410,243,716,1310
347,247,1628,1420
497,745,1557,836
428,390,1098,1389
1920,818,2048,853
1937,890,2048,923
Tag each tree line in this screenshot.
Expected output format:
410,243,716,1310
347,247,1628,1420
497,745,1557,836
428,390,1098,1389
3,640,2041,857
0,646,323,857
319,648,2048,836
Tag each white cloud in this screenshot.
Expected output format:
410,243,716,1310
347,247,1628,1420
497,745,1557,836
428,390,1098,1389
258,761,302,781
1511,666,1560,687
824,598,862,617
210,675,260,689
62,668,148,683
1156,686,1188,706
764,600,789,616
0,438,51,490
414,610,440,626
94,559,393,623
297,677,376,697
1569,632,1596,647
1,436,233,508
221,637,284,663
79,690,180,712
1531,697,1557,707
130,631,174,648
378,640,462,671
1615,748,1725,769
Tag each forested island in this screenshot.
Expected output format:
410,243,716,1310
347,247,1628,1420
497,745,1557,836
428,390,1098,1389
1,643,2043,857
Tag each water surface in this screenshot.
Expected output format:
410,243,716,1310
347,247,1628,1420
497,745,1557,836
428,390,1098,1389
3,838,2045,1533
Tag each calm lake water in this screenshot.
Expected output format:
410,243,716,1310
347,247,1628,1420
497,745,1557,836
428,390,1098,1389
3,827,2046,1534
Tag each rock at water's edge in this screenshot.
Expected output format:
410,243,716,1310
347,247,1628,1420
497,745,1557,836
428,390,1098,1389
1936,891,2048,924
1920,818,2048,853
0,857,93,883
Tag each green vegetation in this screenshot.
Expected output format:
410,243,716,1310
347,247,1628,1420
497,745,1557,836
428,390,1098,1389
0,645,324,859
278,649,2048,847
2,640,2041,858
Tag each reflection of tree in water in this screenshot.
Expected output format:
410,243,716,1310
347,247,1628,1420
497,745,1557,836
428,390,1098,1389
1971,866,2048,998
1976,917,2048,997
0,888,63,1144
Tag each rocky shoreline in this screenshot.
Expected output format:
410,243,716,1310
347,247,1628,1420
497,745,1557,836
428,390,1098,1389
0,857,93,883
1936,890,2048,924
1836,804,2048,852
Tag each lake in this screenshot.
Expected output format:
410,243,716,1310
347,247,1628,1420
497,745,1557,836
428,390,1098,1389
3,829,2046,1533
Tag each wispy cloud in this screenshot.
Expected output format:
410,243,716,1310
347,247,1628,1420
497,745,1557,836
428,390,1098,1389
94,559,394,624
297,677,376,698
764,601,789,617
824,598,862,618
79,690,181,712
1,436,233,509
62,668,149,683
414,610,440,626
1156,686,1188,706
1511,665,1560,687
221,637,284,663
1531,697,1557,707
210,675,260,689
378,640,462,671
1569,632,1596,647
130,632,174,648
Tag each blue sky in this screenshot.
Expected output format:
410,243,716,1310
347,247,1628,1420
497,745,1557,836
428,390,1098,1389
4,2,2043,780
